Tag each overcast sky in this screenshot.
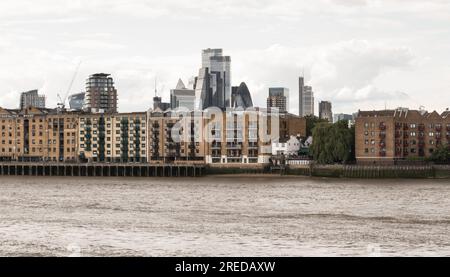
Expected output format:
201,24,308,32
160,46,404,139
0,0,449,115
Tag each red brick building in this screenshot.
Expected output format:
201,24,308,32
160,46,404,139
355,108,450,164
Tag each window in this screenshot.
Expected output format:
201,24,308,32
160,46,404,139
429,132,435,137
364,131,369,136
364,123,369,128
410,132,416,137
410,124,416,129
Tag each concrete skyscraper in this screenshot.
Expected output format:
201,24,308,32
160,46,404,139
194,48,231,110
84,73,118,113
267,87,289,113
319,101,333,123
298,77,314,117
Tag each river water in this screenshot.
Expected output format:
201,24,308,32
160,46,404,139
0,176,449,257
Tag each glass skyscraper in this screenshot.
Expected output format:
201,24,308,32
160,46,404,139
194,49,231,110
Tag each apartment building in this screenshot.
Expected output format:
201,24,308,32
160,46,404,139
356,108,450,164
148,110,205,164
0,106,78,162
78,112,147,163
146,108,306,165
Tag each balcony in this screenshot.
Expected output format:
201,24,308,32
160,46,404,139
436,126,442,132
395,132,401,138
447,126,450,132
379,141,386,147
227,144,242,149
395,123,402,130
403,141,409,147
418,125,425,132
379,133,386,139
379,123,386,131
211,144,221,150
248,144,259,149
403,133,409,139
379,151,386,157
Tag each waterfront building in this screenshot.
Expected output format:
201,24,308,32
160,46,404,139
231,82,253,109
267,87,289,113
19,90,45,109
0,106,78,162
272,136,301,156
194,48,231,110
78,112,147,163
319,101,333,123
355,108,450,164
170,79,195,111
84,73,118,113
68,92,85,111
147,110,205,164
147,108,306,165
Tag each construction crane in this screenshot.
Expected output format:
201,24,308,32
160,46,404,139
57,61,82,112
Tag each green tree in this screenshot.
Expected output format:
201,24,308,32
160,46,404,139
430,144,450,164
304,115,328,137
310,120,355,164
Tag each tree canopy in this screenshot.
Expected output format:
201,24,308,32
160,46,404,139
430,144,450,164
304,115,328,137
310,120,355,164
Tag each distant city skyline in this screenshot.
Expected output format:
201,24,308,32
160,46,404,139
1,0,449,115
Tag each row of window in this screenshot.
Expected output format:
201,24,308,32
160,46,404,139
80,136,146,142
80,143,146,149
364,122,450,129
80,130,146,135
83,150,146,155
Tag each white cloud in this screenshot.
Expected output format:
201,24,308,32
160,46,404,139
0,0,448,114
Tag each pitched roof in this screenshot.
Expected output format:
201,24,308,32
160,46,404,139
175,79,186,90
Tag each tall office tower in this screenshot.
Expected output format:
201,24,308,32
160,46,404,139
298,77,315,117
266,87,289,113
231,82,253,109
84,73,118,113
299,77,304,116
302,86,314,116
194,48,231,110
170,79,195,111
319,101,333,122
19,90,46,109
68,92,85,111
